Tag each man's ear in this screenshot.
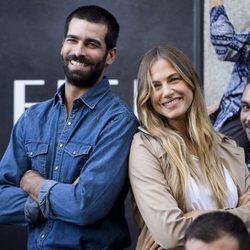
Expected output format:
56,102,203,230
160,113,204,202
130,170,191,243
106,48,117,65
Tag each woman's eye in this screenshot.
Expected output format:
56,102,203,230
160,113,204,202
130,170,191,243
170,77,181,83
153,83,161,89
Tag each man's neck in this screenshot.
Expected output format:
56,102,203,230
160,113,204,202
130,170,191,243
64,83,89,115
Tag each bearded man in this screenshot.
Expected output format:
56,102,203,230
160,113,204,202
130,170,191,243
0,5,138,250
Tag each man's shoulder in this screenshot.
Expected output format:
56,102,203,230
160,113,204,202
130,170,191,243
100,92,137,120
23,98,54,118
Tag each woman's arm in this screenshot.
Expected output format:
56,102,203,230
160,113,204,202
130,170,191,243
129,134,194,249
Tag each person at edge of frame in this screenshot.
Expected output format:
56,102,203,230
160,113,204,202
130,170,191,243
184,212,250,250
207,0,250,167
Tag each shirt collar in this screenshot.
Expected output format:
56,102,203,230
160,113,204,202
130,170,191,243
53,76,110,109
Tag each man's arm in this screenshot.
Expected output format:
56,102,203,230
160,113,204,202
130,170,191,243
209,0,223,8
0,115,30,225
22,113,138,226
20,170,45,201
210,3,250,63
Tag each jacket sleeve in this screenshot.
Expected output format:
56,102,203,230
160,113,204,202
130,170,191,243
226,165,250,230
0,114,29,225
37,113,138,226
129,134,194,249
210,5,250,63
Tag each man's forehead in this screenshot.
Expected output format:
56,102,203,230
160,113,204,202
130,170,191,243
185,235,239,250
242,84,250,100
68,18,107,33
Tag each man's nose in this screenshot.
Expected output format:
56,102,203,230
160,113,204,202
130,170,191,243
74,44,86,57
241,110,250,126
245,111,250,122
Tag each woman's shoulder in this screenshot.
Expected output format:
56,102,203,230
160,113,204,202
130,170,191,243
131,127,165,158
216,133,243,152
216,133,246,170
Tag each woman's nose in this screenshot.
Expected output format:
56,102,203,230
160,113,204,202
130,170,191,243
162,83,174,97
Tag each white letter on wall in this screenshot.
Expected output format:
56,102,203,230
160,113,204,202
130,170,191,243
14,80,45,124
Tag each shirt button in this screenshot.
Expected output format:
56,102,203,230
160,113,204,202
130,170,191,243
41,234,45,239
29,152,33,156
73,151,76,155
59,143,63,148
67,121,72,125
55,166,59,171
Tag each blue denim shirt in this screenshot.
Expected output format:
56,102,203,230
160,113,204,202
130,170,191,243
0,76,138,249
210,5,250,130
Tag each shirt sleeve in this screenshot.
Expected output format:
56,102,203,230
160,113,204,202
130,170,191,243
37,113,138,226
24,196,44,225
128,134,194,249
0,114,30,225
210,5,250,63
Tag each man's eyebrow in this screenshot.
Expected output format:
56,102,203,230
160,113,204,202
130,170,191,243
65,34,79,39
65,35,102,46
241,100,249,105
85,38,102,45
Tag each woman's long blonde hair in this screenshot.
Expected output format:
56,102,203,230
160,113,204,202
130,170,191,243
137,44,236,211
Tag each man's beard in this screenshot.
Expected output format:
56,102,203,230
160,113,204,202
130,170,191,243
62,54,107,88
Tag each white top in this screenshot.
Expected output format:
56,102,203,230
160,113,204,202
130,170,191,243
185,156,238,211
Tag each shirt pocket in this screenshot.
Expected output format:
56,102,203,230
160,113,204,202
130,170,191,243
63,142,92,183
25,142,49,175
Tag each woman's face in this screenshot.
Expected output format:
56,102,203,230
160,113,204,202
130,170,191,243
149,58,193,129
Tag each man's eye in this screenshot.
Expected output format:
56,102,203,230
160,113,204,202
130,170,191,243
241,105,250,111
88,43,99,48
66,38,76,43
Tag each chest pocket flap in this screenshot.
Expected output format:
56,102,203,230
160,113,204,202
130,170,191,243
64,142,92,157
25,142,49,157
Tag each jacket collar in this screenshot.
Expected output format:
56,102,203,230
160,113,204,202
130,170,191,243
138,126,151,135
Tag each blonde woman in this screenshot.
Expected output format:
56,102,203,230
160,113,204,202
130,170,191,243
129,44,250,250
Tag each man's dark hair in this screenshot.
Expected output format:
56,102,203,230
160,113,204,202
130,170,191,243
64,5,119,51
242,75,250,94
247,75,250,84
184,212,250,250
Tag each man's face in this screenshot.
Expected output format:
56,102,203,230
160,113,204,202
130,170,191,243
185,235,239,250
61,18,116,88
241,84,250,141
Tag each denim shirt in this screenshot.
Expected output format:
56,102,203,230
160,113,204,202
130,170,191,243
0,76,138,249
210,5,250,130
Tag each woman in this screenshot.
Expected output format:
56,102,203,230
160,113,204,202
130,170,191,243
129,44,250,250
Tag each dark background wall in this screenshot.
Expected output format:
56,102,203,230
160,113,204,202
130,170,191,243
0,0,203,249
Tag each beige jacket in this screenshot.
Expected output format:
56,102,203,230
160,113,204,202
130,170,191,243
129,129,250,250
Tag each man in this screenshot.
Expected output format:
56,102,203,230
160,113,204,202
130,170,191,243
184,212,250,250
0,5,138,249
208,0,250,164
241,79,250,168
241,81,250,141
